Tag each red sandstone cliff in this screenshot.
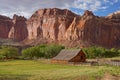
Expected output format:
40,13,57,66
27,8,78,40
8,14,28,41
106,11,120,19
0,15,13,38
26,9,120,48
0,8,120,48
0,14,28,41
77,10,120,48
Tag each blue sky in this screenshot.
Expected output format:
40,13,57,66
0,0,120,18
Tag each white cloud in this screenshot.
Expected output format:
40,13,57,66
114,0,118,2
0,0,119,18
103,0,110,2
66,0,119,12
69,0,118,11
0,0,73,18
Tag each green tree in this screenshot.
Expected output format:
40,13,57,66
83,46,119,59
21,44,64,59
0,46,18,60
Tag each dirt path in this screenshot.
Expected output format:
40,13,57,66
102,73,120,80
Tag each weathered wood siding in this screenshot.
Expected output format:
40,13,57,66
69,50,86,62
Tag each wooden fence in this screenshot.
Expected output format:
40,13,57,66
105,61,120,66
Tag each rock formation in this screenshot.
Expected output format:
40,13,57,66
27,8,77,40
8,14,28,41
107,11,120,19
0,14,28,41
26,8,120,48
77,11,120,48
0,8,120,48
0,15,13,38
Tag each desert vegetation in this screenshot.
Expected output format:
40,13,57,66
21,45,120,60
83,46,120,59
0,46,18,61
21,44,65,59
0,45,120,61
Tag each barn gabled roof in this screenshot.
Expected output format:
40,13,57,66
52,49,82,60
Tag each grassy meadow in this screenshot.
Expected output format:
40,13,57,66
0,60,120,80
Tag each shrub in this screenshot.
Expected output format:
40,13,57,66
44,44,65,58
83,46,119,59
0,46,19,60
22,47,44,59
21,44,64,59
118,49,120,56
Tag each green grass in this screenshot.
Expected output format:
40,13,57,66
0,60,119,80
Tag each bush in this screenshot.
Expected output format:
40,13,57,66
83,46,119,59
21,44,65,59
44,44,65,58
0,46,19,60
118,49,120,56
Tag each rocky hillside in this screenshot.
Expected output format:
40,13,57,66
0,8,120,48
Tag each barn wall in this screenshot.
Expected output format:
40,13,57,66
69,50,86,62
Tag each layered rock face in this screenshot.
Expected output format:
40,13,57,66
8,15,28,41
0,15,13,38
26,9,120,48
0,8,120,48
0,14,27,41
77,11,120,48
27,8,78,40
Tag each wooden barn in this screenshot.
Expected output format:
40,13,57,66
51,49,86,64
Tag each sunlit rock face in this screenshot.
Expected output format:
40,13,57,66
106,11,120,19
26,9,120,48
0,8,120,48
26,8,78,40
